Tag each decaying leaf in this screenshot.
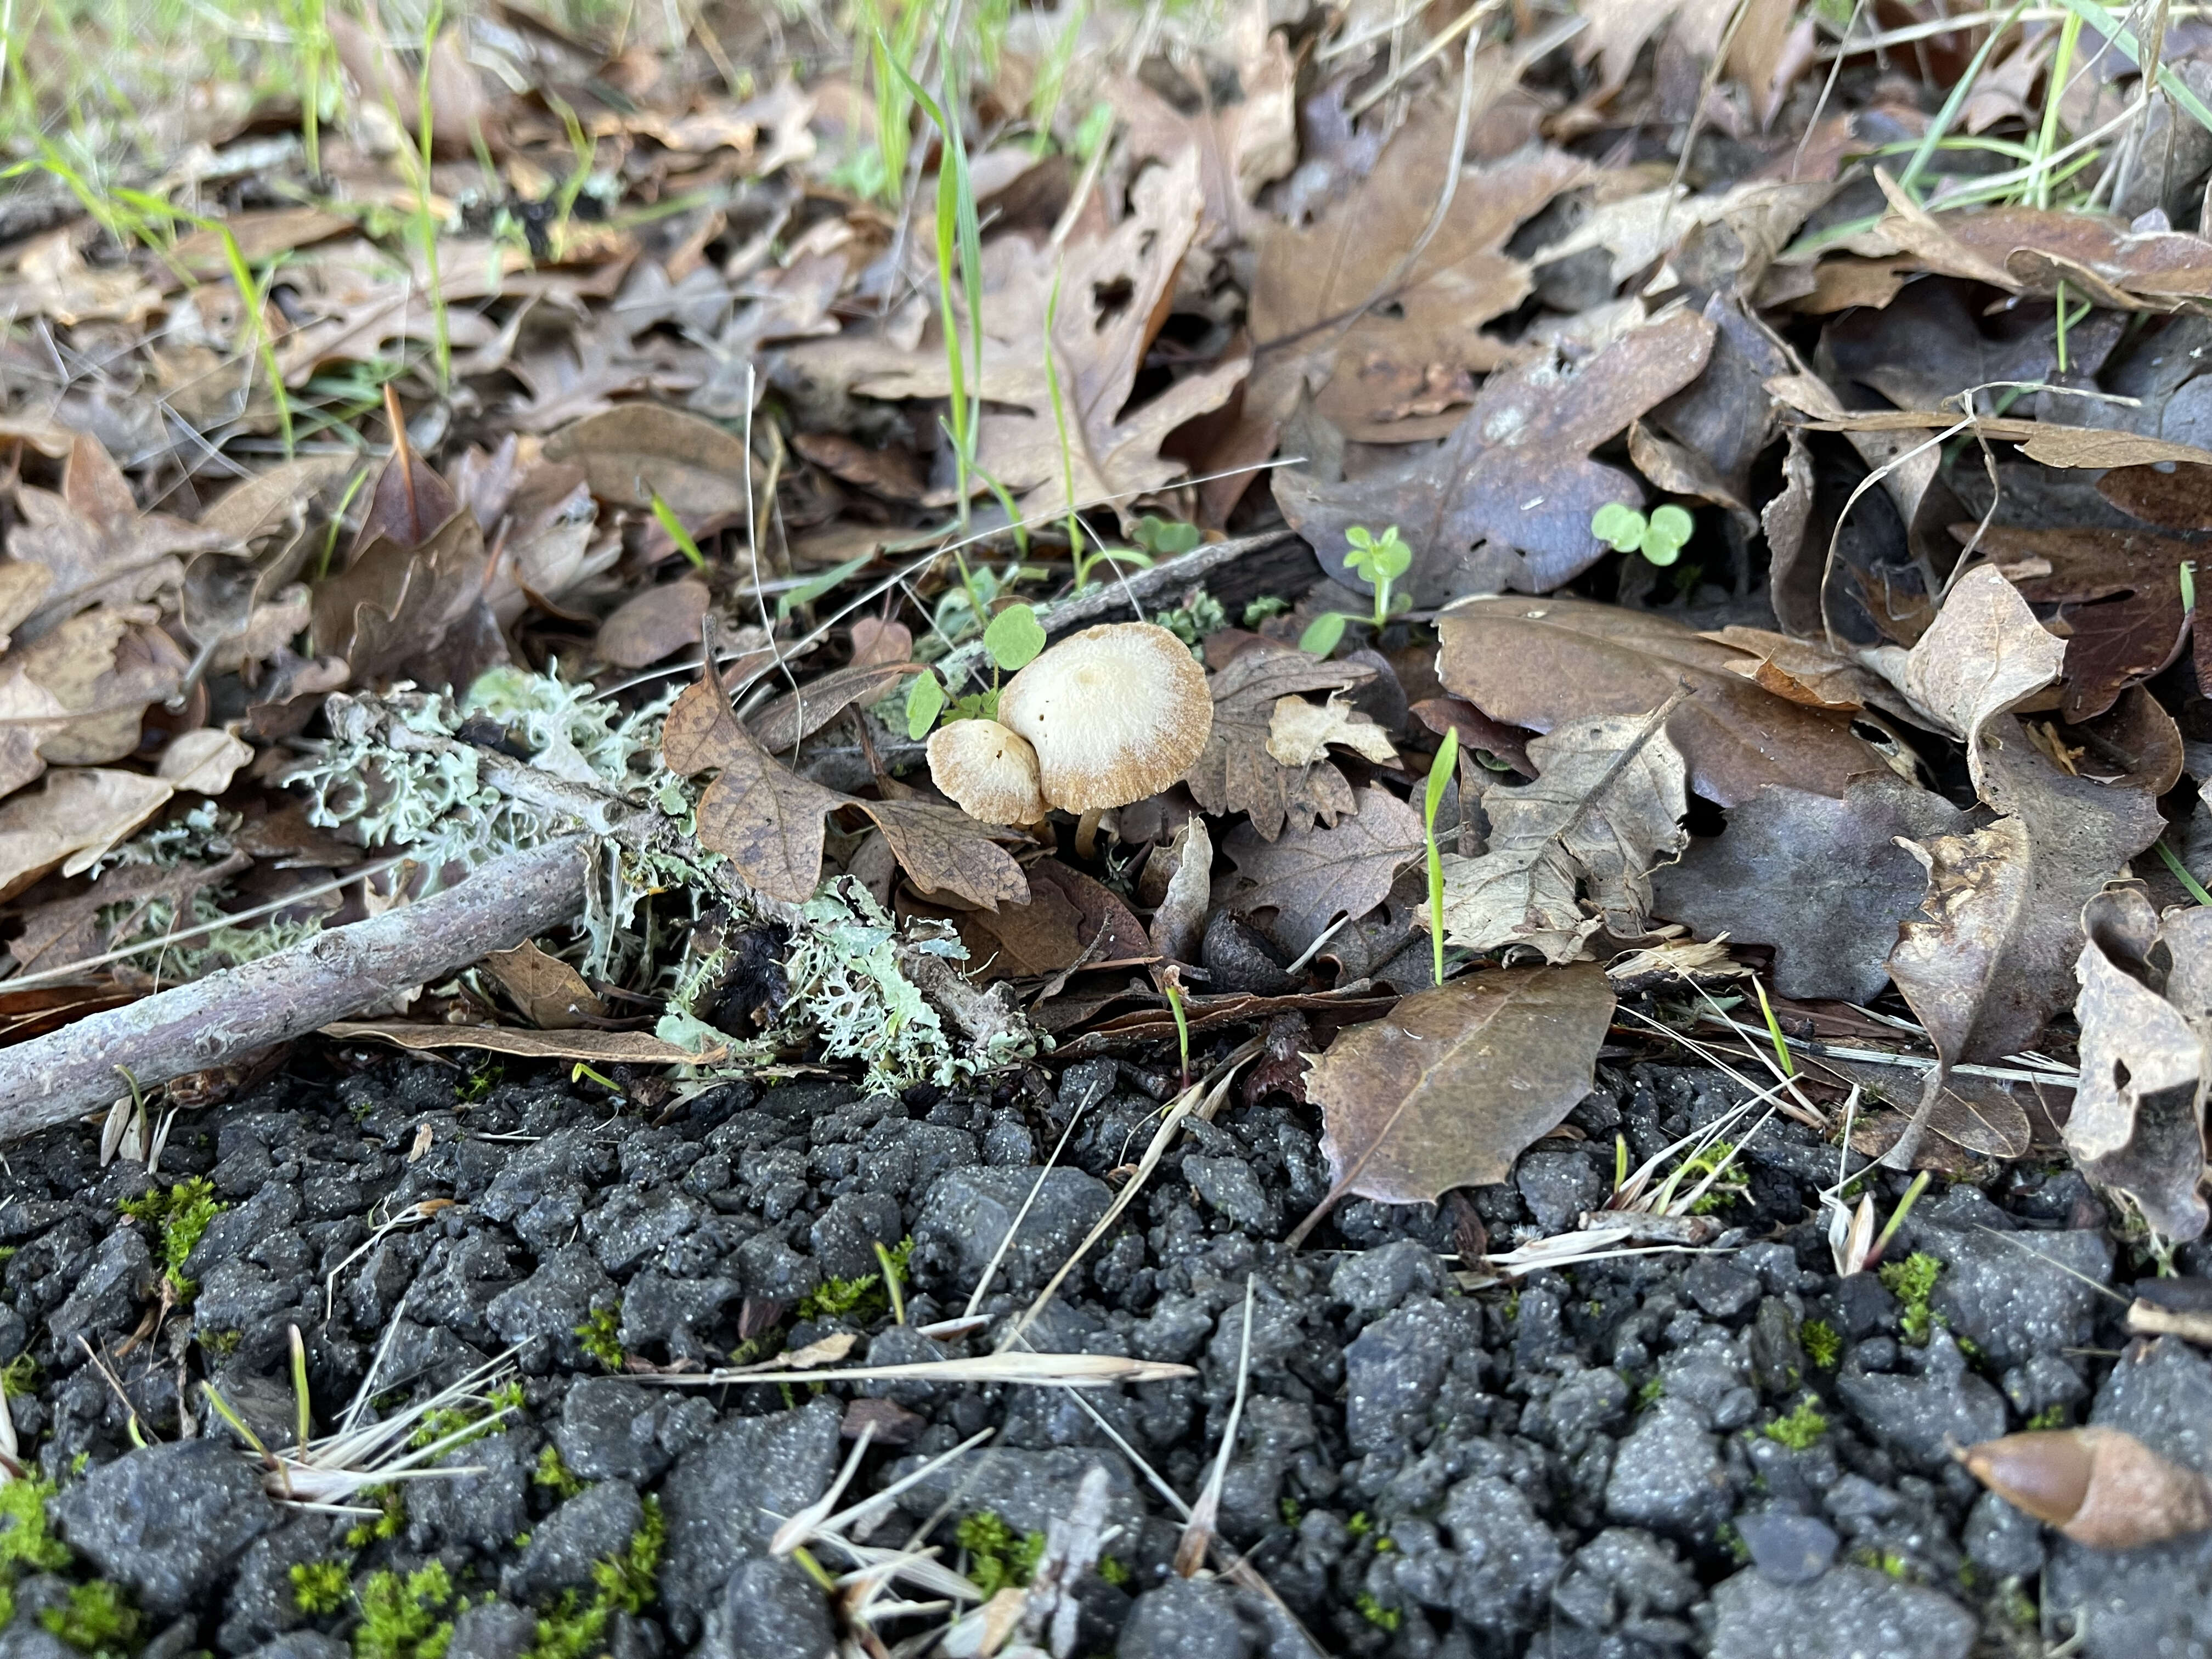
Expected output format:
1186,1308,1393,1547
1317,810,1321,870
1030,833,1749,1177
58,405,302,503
1962,1427,2212,1548
325,1022,716,1064
1656,772,1974,1002
2068,887,2211,1240
1246,124,1587,442
9,431,225,636
1437,597,1886,805
544,404,754,522
1302,963,1616,1212
483,940,608,1031
7,847,251,976
1148,815,1214,968
1434,710,1688,963
662,648,1026,909
596,578,713,668
157,727,253,795
1275,308,1717,605
0,768,174,901
1895,564,2066,763
311,504,499,691
1972,522,2209,721
1107,13,1297,247
1187,645,1373,840
1889,718,2163,1087
747,659,919,753
1266,693,1399,768
1221,786,1425,955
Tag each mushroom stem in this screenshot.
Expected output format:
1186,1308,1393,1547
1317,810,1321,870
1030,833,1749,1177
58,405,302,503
1075,808,1105,861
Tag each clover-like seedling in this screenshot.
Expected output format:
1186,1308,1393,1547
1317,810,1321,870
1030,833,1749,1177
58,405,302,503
1344,524,1414,624
1131,515,1203,557
1591,502,1694,567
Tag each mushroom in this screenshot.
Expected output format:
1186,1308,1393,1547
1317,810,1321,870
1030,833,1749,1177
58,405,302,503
998,621,1213,814
926,719,1047,826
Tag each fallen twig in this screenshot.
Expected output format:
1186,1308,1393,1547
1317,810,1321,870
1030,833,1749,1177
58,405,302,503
0,835,595,1140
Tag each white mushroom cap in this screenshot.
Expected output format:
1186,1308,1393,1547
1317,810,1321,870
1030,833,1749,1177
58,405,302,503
998,621,1213,812
927,719,1047,825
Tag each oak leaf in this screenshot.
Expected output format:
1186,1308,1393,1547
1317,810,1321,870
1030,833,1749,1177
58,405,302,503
1655,772,1974,1002
544,404,754,522
1187,644,1373,840
8,432,226,637
0,768,174,901
2068,888,2211,1241
662,653,1026,909
1221,785,1425,955
1274,308,1716,605
1434,711,1689,963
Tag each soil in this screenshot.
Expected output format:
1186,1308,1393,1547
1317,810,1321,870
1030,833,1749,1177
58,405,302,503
1,1045,2209,1659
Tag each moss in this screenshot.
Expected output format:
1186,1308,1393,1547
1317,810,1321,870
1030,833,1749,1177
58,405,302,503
1277,1496,1301,1527
410,1380,525,1451
0,1353,37,1398
1763,1398,1829,1451
2026,1403,2068,1431
524,1497,664,1659
1344,1511,1370,1537
291,1561,351,1616
794,1240,911,1323
1878,1251,1945,1345
1799,1318,1841,1370
343,1488,407,1551
574,1306,622,1370
1096,1555,1131,1589
532,1446,588,1500
954,1510,1045,1599
1635,1376,1666,1410
0,1477,72,1574
198,1328,244,1358
1715,1522,1750,1564
40,1581,142,1656
354,1562,454,1659
118,1177,227,1301
1353,1593,1401,1632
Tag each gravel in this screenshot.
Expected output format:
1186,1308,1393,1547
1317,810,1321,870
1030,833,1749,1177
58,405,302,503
0,1051,2197,1655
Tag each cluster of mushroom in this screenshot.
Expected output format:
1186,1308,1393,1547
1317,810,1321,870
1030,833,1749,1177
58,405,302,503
925,621,1212,823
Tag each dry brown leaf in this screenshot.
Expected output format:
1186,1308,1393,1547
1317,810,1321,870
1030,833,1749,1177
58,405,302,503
0,769,174,901
311,507,499,691
9,432,227,636
1246,125,1587,443
1265,694,1400,768
544,404,754,522
1897,565,2066,775
7,848,250,977
1787,401,2212,470
1435,710,1688,963
482,940,608,1031
1274,308,1716,605
747,660,920,753
1106,9,1296,246
1148,815,1213,968
1221,785,1425,955
1972,523,2209,723
1655,773,1973,1002
325,1023,715,1064
662,651,1026,909
1187,644,1372,840
1963,1427,2212,1548
1302,963,1616,1210
157,727,253,795
196,455,362,545
1889,716,2163,1093
12,607,188,765
849,618,912,669
1436,597,1887,805
1869,184,2212,312
2068,887,2211,1240
596,579,713,669
1700,625,1914,718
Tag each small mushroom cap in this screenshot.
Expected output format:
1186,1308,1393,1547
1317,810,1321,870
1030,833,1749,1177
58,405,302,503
998,621,1213,812
927,719,1047,825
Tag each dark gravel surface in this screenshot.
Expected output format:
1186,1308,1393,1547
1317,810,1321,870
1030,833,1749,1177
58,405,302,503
1,1049,2209,1659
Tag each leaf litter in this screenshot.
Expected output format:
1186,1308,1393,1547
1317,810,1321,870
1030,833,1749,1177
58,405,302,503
9,2,2212,1637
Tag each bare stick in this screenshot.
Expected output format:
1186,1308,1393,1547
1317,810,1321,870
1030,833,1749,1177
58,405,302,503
0,836,595,1141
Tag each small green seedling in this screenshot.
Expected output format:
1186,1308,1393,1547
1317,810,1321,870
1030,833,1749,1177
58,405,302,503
1300,525,1413,655
1592,502,1694,567
906,602,1044,741
1423,729,1460,987
649,494,707,570
981,602,1046,672
1131,515,1202,558
906,670,947,738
